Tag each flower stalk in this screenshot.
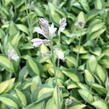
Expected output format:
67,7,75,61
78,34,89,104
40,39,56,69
32,18,66,109
75,21,85,70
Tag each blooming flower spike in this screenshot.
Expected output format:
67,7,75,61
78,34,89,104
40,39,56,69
34,18,57,39
59,18,67,32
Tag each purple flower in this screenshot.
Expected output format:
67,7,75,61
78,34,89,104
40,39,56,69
31,38,49,47
75,21,85,27
39,18,49,29
34,18,57,39
27,1,34,9
65,98,72,105
39,18,49,38
59,18,67,32
34,27,47,38
8,50,19,61
55,48,64,60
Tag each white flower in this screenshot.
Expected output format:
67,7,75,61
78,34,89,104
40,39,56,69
34,19,57,39
49,23,57,38
8,50,19,61
27,1,34,9
55,48,64,60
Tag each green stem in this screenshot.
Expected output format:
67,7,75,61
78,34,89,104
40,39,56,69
76,29,82,71
50,40,60,109
48,1,60,108
105,90,109,101
50,40,57,82
57,31,61,68
57,32,61,109
65,104,67,109
25,0,33,40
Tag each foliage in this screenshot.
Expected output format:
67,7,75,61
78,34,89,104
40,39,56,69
0,0,109,109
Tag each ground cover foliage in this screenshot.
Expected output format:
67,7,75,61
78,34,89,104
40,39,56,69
0,0,109,109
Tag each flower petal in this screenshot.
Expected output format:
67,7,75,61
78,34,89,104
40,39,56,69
55,48,64,60
75,21,85,27
31,38,43,47
49,23,57,38
39,18,49,29
34,27,47,38
59,18,67,32
8,50,19,61
11,55,19,61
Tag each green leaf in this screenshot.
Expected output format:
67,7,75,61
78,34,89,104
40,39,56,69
26,101,45,109
91,100,108,109
62,69,80,82
103,47,109,56
0,96,19,108
38,88,54,99
45,87,63,109
73,46,87,54
0,29,5,39
65,79,78,89
9,21,18,36
95,0,104,9
16,24,29,34
87,9,99,21
15,89,27,106
31,76,42,93
99,56,109,68
87,55,97,73
4,0,13,5
92,83,107,95
27,56,40,76
0,78,15,94
79,0,90,12
4,78,15,93
78,89,93,103
96,64,107,83
88,23,105,35
0,55,14,72
45,98,57,109
66,56,77,67
48,2,61,24
77,11,86,22
18,66,28,81
11,32,21,47
84,70,95,85
88,27,106,40
68,103,86,109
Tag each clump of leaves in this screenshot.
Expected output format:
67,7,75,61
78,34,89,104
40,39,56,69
0,0,109,109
